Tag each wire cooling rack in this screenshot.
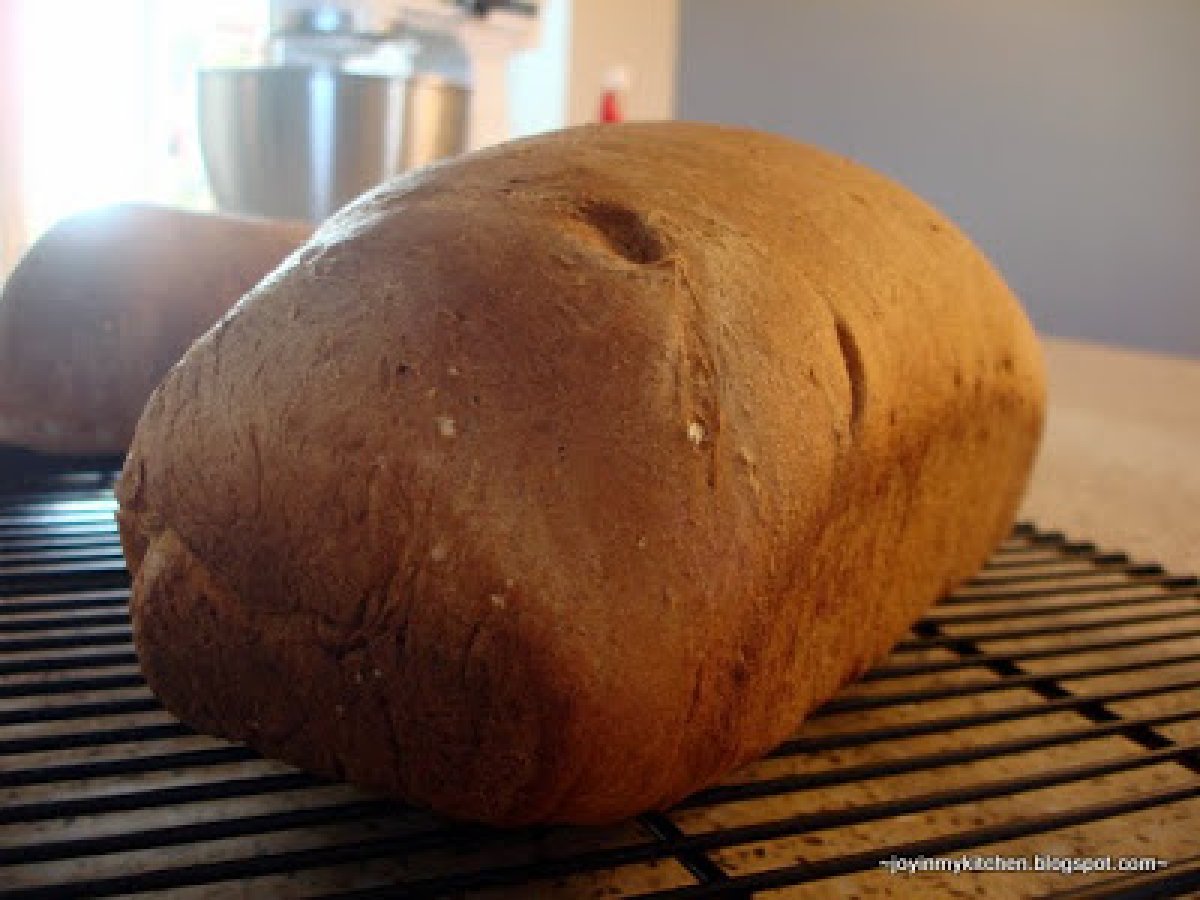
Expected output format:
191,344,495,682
2,454,1198,898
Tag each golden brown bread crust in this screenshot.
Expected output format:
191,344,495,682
0,204,310,454
116,123,1045,825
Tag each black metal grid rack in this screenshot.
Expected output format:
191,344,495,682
2,454,1199,899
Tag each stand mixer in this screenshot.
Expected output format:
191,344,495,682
199,0,541,223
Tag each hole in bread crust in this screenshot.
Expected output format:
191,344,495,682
576,200,666,264
834,318,866,437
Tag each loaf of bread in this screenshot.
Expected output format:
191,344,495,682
116,123,1045,826
0,204,310,454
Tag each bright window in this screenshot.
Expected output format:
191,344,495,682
12,0,269,246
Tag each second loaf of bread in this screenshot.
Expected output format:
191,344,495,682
0,204,310,454
117,123,1045,826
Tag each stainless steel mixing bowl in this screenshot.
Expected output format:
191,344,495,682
198,67,468,223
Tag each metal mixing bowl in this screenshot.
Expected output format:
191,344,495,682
198,66,468,223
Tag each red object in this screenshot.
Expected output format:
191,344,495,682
600,89,623,124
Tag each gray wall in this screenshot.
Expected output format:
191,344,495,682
677,1,1200,357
